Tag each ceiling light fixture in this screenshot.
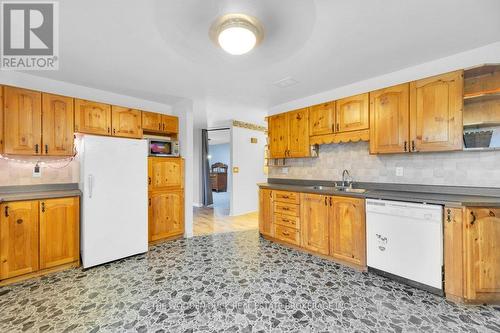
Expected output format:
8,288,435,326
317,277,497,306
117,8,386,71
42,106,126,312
210,14,264,55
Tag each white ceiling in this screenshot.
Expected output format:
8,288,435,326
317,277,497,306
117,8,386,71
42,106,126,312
29,0,500,112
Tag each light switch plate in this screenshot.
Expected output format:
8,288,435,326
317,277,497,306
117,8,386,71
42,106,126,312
396,167,404,177
281,167,289,174
33,164,42,178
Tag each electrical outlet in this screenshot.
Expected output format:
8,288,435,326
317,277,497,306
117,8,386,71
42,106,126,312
396,167,404,177
33,164,42,178
281,167,289,174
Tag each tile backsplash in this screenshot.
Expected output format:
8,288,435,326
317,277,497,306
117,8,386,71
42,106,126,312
268,142,500,188
0,157,79,186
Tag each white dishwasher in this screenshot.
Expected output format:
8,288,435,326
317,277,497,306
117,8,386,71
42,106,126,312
366,199,443,291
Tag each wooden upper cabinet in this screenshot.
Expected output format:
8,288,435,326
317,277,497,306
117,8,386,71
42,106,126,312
142,111,162,132
268,113,288,158
111,106,142,138
0,86,3,153
369,83,410,154
309,102,335,136
259,189,274,237
42,93,74,156
410,70,463,152
3,86,42,155
0,201,39,280
329,196,366,267
444,207,464,300
149,157,184,191
301,193,330,255
149,190,184,241
287,108,310,157
74,99,112,136
162,115,179,134
39,197,79,269
335,93,369,133
464,207,500,302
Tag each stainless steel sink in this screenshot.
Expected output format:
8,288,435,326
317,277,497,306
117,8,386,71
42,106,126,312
309,185,335,191
335,187,367,194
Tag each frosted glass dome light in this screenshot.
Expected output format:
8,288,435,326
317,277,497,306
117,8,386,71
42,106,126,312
210,14,264,55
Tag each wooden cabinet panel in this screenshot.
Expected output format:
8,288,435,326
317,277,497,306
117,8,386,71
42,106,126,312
112,106,142,138
3,86,42,155
329,196,366,266
309,102,335,136
370,83,410,154
274,201,299,217
410,70,463,152
39,197,79,269
142,111,162,132
42,93,74,156
149,190,184,241
268,113,288,158
74,99,111,136
273,190,300,204
0,201,39,279
274,224,300,246
287,108,310,157
259,189,274,237
444,207,464,299
301,193,330,255
336,93,369,133
149,157,184,191
464,207,500,302
162,115,179,134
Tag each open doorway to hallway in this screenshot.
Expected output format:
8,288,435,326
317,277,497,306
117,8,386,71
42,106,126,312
207,128,231,216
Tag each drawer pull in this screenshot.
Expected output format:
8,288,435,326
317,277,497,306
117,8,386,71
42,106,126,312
282,231,290,236
282,207,289,211
489,210,496,217
281,195,289,199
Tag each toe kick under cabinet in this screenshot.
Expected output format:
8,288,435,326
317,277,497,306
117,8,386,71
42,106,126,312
259,189,366,271
0,196,80,285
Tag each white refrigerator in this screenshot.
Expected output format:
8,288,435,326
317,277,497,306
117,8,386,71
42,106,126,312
79,135,148,268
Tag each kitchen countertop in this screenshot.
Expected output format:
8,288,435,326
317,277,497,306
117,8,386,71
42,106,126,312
0,183,81,203
258,179,500,207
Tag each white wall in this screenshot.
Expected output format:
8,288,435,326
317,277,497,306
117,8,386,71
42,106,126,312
209,144,230,167
192,100,208,207
270,41,500,114
230,125,267,216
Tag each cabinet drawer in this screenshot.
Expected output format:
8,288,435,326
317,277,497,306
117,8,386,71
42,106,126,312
274,224,300,246
274,202,299,217
274,214,300,229
273,191,300,204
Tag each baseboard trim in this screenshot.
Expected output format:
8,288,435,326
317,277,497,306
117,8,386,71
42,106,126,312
193,203,203,208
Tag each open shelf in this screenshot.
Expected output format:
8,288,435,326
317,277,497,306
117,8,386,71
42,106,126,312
464,64,500,79
463,121,500,129
463,88,500,104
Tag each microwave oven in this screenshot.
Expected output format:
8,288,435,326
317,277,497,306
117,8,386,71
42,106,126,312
147,138,180,157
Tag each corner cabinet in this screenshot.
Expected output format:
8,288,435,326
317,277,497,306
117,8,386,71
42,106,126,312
409,70,463,152
74,99,112,136
0,197,79,284
258,189,274,237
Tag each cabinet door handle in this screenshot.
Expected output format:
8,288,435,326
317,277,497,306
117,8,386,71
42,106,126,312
159,123,161,130
16,219,23,224
113,128,116,135
329,197,332,206
41,202,45,213
331,124,335,132
336,123,340,132
446,209,451,222
107,127,111,133
269,191,272,198
404,141,407,152
4,206,9,217
149,198,151,206
411,140,416,152
163,123,165,131
470,211,476,225
35,144,39,154
88,174,93,198
148,177,151,185
45,144,49,154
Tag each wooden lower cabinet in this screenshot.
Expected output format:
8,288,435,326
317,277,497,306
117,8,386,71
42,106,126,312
301,193,330,255
0,201,39,280
39,197,80,269
149,157,184,191
258,189,274,237
0,197,79,283
149,191,184,242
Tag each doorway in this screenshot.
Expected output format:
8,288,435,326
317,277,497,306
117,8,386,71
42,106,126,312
207,128,231,216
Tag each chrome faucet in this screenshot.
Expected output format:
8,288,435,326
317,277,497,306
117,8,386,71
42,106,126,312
341,169,353,188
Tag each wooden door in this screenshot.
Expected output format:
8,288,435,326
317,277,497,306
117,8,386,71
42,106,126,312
142,111,162,132
369,83,410,154
259,189,274,237
335,93,369,133
3,86,42,155
329,196,366,266
309,102,335,136
268,114,288,158
287,108,310,157
149,157,184,190
464,207,500,302
0,201,39,279
74,99,111,135
0,86,3,153
301,193,330,255
410,70,463,152
162,115,179,134
39,197,79,269
444,207,464,300
111,106,142,138
149,190,184,241
42,93,74,156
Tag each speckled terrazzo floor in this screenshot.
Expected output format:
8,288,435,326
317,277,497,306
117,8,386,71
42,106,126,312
1,230,499,333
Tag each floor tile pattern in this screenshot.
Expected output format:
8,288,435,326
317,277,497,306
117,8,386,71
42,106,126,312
1,231,499,333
